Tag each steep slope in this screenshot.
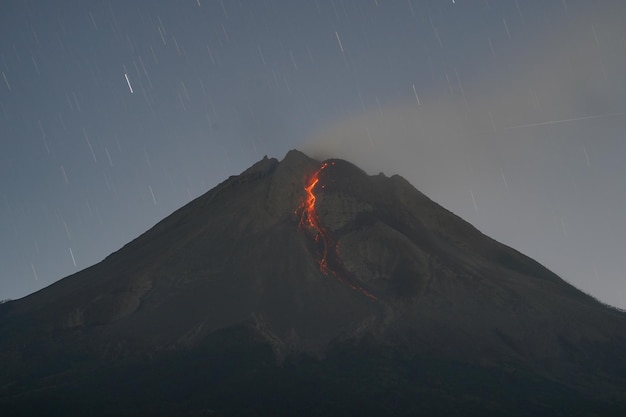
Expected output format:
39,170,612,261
1,149,625,416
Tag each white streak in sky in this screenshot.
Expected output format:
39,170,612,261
88,11,98,31
105,147,114,167
257,45,266,65
2,71,10,90
148,185,157,205
488,37,496,58
592,25,599,46
207,46,216,65
124,73,134,93
31,263,39,280
335,31,344,53
501,168,509,189
219,0,228,18
31,56,41,75
470,190,478,212
503,111,626,130
63,221,72,240
503,18,511,39
69,248,77,267
289,50,298,70
83,128,97,162
38,120,50,153
407,0,415,16
157,25,166,45
60,165,69,184
412,84,421,106
583,146,590,167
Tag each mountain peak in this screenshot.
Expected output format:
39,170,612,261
2,150,612,342
2,150,626,415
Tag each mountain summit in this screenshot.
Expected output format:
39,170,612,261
1,150,625,416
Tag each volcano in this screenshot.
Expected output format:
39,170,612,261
1,150,625,416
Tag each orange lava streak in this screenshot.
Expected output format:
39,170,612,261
296,163,377,301
297,162,330,273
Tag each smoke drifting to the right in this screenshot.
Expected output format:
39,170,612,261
302,3,626,309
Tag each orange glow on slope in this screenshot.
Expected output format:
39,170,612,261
297,162,331,273
296,162,376,300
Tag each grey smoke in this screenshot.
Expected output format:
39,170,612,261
303,4,626,308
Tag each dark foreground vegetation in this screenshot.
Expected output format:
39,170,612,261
2,326,624,417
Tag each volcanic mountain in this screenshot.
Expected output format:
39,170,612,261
1,150,625,416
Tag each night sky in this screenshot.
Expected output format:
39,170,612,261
1,1,625,309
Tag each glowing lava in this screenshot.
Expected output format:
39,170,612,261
296,162,376,300
297,162,331,274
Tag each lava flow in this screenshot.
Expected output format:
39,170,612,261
296,162,376,300
297,162,332,274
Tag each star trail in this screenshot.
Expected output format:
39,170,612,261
1,0,625,308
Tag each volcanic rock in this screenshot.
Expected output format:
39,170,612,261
1,150,625,416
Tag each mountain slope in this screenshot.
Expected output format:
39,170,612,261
1,149,625,416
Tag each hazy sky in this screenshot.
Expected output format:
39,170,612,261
1,1,625,309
